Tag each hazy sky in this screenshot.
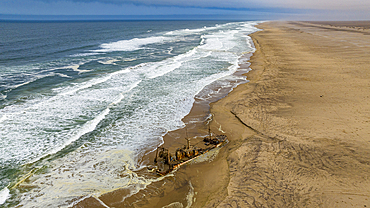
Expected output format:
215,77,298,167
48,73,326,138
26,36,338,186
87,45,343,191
0,0,369,20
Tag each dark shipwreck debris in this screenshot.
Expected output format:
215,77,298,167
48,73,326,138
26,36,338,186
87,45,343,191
149,128,228,176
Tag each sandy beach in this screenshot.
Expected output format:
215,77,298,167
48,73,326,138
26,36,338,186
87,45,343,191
74,21,370,207
207,21,370,207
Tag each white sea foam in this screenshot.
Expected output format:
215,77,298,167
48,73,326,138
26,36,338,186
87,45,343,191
93,36,169,53
199,37,223,51
0,115,7,123
0,66,140,166
145,31,236,80
17,148,173,208
59,64,92,73
11,80,33,90
4,21,260,207
245,36,256,53
49,108,109,158
70,52,102,57
123,58,137,62
146,47,199,79
58,68,131,96
25,77,139,166
6,72,71,91
200,35,206,45
55,73,72,78
57,76,110,96
185,181,194,208
1,22,258,167
165,25,220,36
162,202,183,208
98,58,119,65
0,187,10,205
0,93,6,100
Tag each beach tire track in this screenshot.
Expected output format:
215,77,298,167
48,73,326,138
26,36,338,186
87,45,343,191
215,132,370,207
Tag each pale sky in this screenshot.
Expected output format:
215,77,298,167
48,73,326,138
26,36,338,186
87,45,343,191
0,0,369,20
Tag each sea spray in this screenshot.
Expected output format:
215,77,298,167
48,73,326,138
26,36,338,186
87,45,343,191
0,187,10,205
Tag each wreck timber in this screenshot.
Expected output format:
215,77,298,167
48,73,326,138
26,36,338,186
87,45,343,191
150,133,228,176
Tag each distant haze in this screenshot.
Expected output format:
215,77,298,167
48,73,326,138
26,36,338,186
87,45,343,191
81,0,369,10
0,0,369,20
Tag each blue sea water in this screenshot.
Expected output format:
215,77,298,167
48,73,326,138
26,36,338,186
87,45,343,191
0,20,259,207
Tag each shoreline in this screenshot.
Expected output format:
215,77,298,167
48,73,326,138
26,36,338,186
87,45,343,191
75,20,370,207
73,31,258,207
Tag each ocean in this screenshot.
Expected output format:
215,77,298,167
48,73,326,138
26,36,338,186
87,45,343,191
0,20,259,207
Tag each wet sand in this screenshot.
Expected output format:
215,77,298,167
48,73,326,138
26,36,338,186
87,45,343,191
75,21,370,207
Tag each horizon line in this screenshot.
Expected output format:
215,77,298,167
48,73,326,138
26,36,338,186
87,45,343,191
0,14,266,21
